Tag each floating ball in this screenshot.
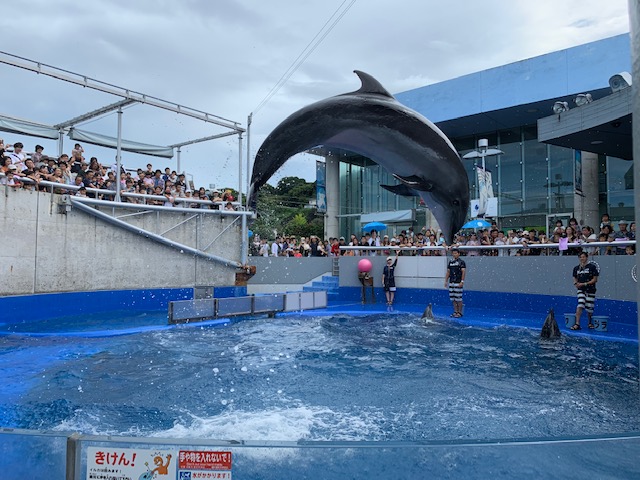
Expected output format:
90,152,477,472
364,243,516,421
358,258,373,273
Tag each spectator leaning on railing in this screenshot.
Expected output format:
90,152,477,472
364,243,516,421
0,137,244,211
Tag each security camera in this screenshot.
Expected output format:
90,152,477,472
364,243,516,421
609,72,632,92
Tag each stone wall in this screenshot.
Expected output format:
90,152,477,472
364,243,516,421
0,187,241,295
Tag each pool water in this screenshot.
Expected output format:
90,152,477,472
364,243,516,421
1,310,639,442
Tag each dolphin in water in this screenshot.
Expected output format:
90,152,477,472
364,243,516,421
248,70,470,243
540,308,561,339
421,303,437,325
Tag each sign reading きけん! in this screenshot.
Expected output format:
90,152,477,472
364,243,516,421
179,450,232,479
86,446,175,480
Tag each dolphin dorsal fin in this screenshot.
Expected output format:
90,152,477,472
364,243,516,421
353,70,393,97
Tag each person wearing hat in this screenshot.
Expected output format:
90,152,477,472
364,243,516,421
1,164,20,187
445,248,466,318
382,251,399,306
612,220,630,255
338,236,346,255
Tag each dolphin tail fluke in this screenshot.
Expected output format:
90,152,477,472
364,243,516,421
540,308,561,339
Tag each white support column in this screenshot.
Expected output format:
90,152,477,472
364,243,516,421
115,107,123,202
325,153,340,239
574,151,599,229
628,0,640,350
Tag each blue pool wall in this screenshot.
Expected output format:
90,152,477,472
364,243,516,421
0,284,636,338
0,286,247,323
337,286,638,337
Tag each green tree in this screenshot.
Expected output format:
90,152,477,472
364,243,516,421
251,177,322,240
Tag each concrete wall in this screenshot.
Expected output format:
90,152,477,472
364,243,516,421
0,187,241,295
244,253,636,304
246,257,333,293
338,255,637,302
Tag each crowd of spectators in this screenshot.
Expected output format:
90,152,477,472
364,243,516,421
252,215,635,257
0,139,238,210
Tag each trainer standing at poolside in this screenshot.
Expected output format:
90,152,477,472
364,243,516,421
445,248,466,318
572,251,599,330
382,251,399,305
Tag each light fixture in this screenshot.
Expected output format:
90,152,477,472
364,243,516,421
461,139,503,210
552,101,569,114
609,72,632,92
574,93,592,106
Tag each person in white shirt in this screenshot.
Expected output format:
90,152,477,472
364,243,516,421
6,142,26,171
368,229,381,255
258,239,270,257
271,237,281,257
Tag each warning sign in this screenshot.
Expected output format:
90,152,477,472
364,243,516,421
178,450,232,479
86,447,175,480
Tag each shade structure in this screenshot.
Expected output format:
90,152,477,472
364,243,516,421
362,221,387,232
462,219,491,229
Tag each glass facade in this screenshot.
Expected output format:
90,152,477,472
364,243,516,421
606,155,634,220
337,125,634,237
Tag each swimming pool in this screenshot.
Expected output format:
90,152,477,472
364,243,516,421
2,304,639,445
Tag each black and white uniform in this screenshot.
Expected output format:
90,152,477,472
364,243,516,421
573,262,599,313
447,258,466,301
383,258,397,292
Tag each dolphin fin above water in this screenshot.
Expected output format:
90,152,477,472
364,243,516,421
540,308,561,339
248,70,470,244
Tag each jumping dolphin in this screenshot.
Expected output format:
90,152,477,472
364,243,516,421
540,308,561,339
248,70,470,243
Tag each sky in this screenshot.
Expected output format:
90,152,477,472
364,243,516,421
0,0,631,194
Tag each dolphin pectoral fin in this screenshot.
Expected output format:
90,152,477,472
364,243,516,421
380,184,419,197
392,174,434,191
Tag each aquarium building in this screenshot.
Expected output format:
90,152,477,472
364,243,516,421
322,33,632,237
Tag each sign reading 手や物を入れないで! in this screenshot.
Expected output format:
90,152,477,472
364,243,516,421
178,450,232,478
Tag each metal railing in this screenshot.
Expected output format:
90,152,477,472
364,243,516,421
1,173,246,211
339,240,637,255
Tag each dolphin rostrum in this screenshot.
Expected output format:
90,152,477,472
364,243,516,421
540,308,561,339
248,70,470,243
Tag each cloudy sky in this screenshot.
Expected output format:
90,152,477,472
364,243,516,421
0,1,630,193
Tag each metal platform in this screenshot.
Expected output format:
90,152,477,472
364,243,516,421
168,291,328,324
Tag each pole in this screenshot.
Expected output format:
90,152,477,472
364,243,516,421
176,146,181,174
238,132,243,202
246,113,252,208
628,0,640,363
58,129,64,157
115,106,122,202
239,132,247,265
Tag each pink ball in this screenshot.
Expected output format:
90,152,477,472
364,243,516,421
358,258,373,273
